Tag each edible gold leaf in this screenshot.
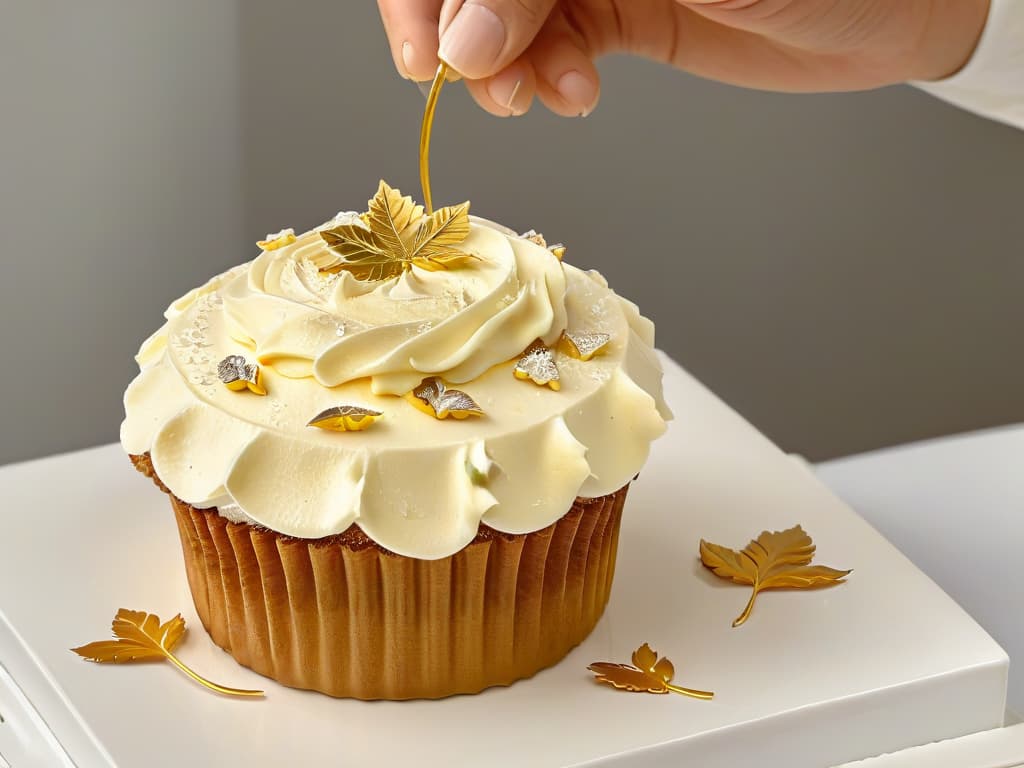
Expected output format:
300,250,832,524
217,355,266,396
257,228,296,251
308,405,382,432
514,341,560,390
366,179,422,258
521,229,547,247
71,609,263,697
700,524,851,628
560,332,611,362
588,643,713,699
409,202,477,270
319,181,475,282
408,377,483,420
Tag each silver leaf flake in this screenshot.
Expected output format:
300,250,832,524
514,341,560,389
563,332,611,361
217,355,259,386
412,377,484,419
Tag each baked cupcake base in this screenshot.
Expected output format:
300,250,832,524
132,454,625,700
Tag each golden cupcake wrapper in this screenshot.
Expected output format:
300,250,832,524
137,454,626,700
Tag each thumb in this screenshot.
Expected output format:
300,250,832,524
438,0,557,80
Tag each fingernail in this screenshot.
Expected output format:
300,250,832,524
556,70,597,115
487,72,525,116
401,41,415,79
438,4,506,80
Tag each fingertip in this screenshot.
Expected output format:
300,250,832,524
465,63,537,117
528,32,600,117
402,39,443,82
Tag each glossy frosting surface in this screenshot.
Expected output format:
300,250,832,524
121,214,670,558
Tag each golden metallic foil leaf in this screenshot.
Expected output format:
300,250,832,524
257,228,296,251
588,643,714,699
408,377,484,420
700,524,852,628
217,355,266,395
307,405,382,432
561,331,611,362
514,341,560,390
366,179,424,257
71,609,263,698
319,181,474,281
409,203,478,271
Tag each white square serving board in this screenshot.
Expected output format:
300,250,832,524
0,355,1009,767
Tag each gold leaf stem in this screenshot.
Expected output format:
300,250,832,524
733,581,760,628
419,61,449,215
163,650,263,697
664,682,715,700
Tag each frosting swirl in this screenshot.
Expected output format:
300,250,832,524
227,215,567,394
121,214,671,559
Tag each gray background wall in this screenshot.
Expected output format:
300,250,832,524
2,1,1022,466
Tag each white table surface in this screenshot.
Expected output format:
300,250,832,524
0,357,1013,768
817,424,1024,715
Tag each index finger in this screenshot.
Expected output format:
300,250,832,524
378,0,443,81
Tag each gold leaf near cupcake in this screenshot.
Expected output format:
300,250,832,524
257,228,296,251
319,181,477,281
407,377,483,420
588,643,714,700
307,405,382,432
217,355,266,395
514,341,560,390
560,332,611,362
700,525,852,628
71,609,263,698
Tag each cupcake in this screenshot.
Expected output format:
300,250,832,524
121,182,670,699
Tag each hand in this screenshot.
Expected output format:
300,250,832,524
377,0,990,117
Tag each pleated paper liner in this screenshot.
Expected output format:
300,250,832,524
134,453,626,700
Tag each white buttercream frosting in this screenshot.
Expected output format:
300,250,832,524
121,213,671,559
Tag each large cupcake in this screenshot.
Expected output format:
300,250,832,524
121,182,670,699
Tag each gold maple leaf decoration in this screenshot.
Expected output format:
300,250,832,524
319,180,478,281
700,524,852,628
71,609,263,697
588,643,713,699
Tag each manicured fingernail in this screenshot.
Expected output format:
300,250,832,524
438,4,506,80
401,41,415,79
556,70,597,115
487,72,525,116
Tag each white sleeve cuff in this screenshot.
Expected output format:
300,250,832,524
912,0,1024,130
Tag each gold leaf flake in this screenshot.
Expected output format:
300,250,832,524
407,377,484,420
366,179,423,258
409,203,478,271
257,228,296,251
560,331,611,362
514,341,560,390
319,181,475,282
307,405,382,432
521,229,547,247
71,609,263,698
217,355,266,395
588,643,713,699
521,230,564,260
700,524,851,627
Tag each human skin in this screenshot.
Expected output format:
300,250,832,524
377,0,990,117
